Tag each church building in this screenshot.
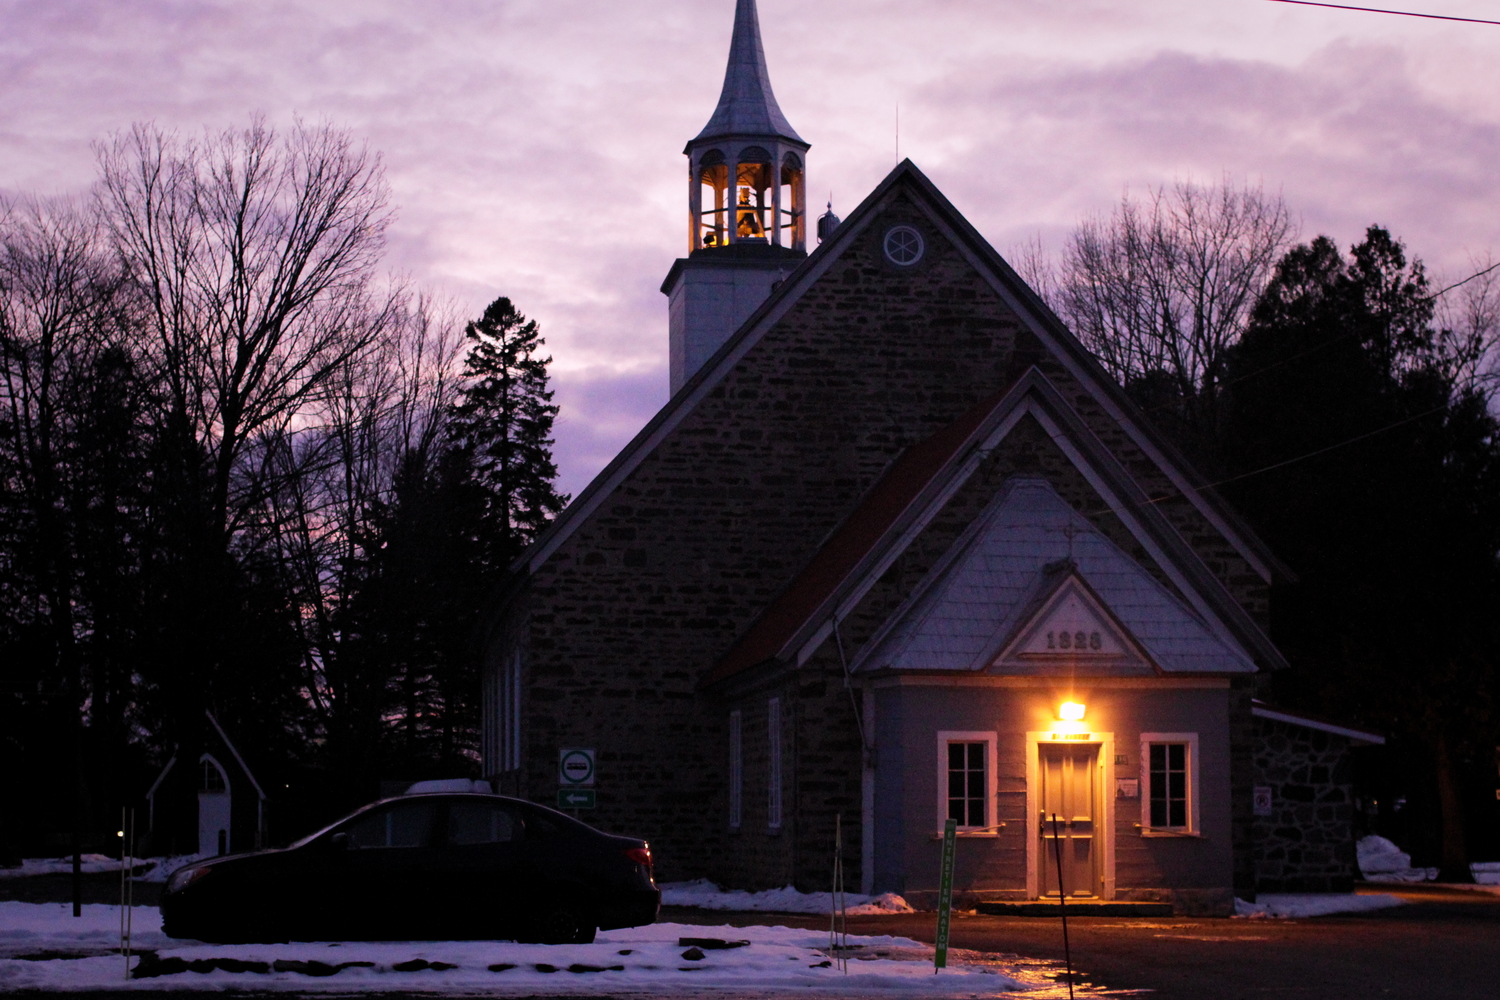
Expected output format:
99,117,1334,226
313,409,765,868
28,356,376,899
480,0,1367,914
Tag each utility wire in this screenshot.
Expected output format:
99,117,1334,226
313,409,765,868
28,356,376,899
1109,402,1450,518
1128,260,1494,417
1265,0,1500,25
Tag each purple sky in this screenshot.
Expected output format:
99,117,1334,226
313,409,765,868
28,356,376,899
3,0,1498,497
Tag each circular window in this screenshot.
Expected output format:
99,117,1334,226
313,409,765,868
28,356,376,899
883,225,924,266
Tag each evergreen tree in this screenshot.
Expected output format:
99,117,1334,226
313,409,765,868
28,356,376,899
449,298,568,569
1220,227,1500,881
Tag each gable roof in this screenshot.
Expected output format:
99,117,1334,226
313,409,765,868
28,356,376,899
848,478,1257,676
497,161,1289,657
703,368,1284,685
700,384,1015,683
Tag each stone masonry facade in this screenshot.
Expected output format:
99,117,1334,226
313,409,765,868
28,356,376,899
1252,716,1357,892
483,174,1277,893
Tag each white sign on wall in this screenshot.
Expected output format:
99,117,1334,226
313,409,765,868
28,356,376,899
558,747,596,787
1253,786,1273,816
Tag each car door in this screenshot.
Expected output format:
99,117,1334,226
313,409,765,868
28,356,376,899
436,799,528,938
337,799,441,938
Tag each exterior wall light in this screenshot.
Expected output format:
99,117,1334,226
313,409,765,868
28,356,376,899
1059,701,1086,722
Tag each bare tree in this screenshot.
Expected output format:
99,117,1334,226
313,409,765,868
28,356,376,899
93,117,402,771
95,117,400,544
0,194,138,859
252,294,464,776
1050,179,1296,453
1434,254,1500,395
0,195,127,681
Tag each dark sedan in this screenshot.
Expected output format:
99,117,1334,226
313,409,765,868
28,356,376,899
161,792,658,944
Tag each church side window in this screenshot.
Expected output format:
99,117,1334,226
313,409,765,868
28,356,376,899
728,710,743,830
767,698,782,831
949,743,986,827
487,648,522,774
936,731,996,832
501,650,522,771
1140,733,1200,834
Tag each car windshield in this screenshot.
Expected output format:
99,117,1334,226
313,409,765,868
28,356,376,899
287,812,360,850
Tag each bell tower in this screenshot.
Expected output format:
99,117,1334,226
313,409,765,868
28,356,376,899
662,0,809,395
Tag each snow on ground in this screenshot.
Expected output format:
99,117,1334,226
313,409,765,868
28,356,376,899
0,902,1036,994
0,856,147,879
1471,862,1500,886
1356,836,1435,883
1233,894,1405,919
134,855,210,884
660,879,914,915
1356,836,1500,884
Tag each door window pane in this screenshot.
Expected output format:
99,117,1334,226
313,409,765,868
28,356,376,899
449,803,520,845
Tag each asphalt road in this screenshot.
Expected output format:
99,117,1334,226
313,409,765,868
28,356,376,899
665,884,1500,999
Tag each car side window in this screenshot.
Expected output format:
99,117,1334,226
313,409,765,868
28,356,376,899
344,802,435,849
524,812,562,839
448,802,521,845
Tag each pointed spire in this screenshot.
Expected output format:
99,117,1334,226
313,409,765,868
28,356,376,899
694,0,804,144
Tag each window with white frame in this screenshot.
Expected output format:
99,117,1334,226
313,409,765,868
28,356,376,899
728,710,743,829
1139,733,1200,833
937,732,997,832
767,698,782,831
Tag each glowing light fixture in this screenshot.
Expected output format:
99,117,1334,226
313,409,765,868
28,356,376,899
1059,701,1086,722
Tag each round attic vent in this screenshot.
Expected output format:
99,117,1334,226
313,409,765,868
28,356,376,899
883,225,924,266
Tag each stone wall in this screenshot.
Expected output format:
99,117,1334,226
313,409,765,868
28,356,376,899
1251,717,1357,892
484,176,1278,890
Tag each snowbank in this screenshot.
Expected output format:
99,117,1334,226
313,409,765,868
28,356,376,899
0,903,1036,994
1471,861,1500,886
1356,836,1435,883
1356,836,1500,884
660,879,914,915
0,856,149,880
1234,893,1404,919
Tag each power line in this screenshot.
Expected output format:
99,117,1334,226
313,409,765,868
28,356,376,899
1265,0,1500,25
1128,259,1495,417
1107,402,1450,518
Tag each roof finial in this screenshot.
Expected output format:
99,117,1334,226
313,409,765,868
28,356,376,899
694,0,803,144
817,198,840,245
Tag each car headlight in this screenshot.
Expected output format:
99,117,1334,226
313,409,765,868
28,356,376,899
165,865,215,894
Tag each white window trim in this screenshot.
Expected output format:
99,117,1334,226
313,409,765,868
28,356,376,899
1139,732,1201,836
728,710,743,830
767,698,783,832
936,731,999,836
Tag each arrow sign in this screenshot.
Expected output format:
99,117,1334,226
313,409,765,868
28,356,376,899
557,789,596,809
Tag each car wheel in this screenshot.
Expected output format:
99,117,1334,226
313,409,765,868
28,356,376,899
529,900,596,945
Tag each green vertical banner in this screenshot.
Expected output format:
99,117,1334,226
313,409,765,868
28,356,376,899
934,817,957,971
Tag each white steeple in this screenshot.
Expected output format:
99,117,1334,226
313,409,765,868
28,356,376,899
693,0,804,146
664,0,810,395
